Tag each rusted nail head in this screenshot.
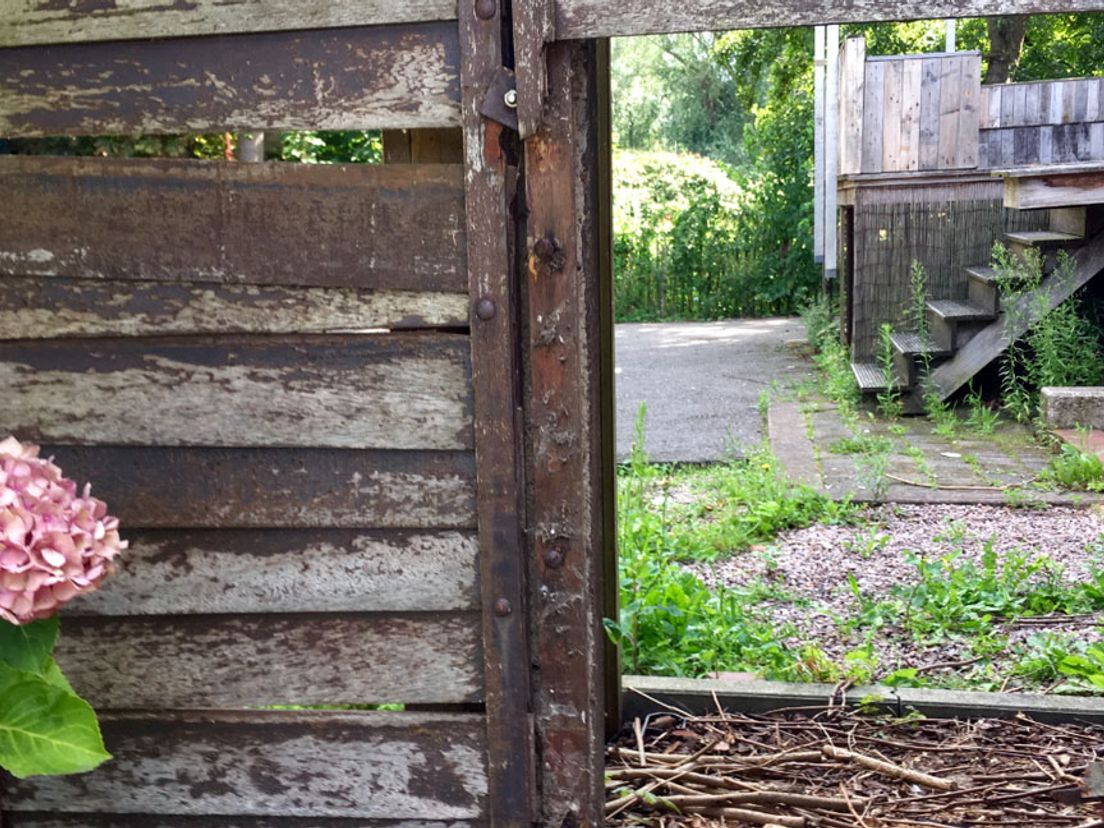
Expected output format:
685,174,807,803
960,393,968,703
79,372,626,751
475,297,496,320
474,0,496,18
504,88,518,109
493,597,512,617
543,547,565,569
533,237,555,259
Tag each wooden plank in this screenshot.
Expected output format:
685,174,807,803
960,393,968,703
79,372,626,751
8,819,482,828
523,39,609,827
881,60,903,172
0,334,474,451
69,529,480,616
38,446,477,529
937,56,963,169
0,277,469,338
1088,78,1102,122
919,58,942,170
956,56,981,168
458,0,534,821
55,613,483,708
861,60,885,173
0,23,460,137
979,84,997,129
1013,126,1040,166
0,0,458,47
1091,122,1104,161
1040,125,1054,165
1024,82,1041,126
0,156,467,292
1012,81,1028,126
553,0,1104,39
5,711,487,819
838,37,865,176
900,59,922,172
1003,169,1104,209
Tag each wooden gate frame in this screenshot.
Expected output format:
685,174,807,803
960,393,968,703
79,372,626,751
514,1,1103,824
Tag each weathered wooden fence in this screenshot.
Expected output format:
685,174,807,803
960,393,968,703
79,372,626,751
838,40,982,175
0,4,578,825
979,77,1104,168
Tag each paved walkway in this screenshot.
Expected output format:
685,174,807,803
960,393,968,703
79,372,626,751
615,318,808,462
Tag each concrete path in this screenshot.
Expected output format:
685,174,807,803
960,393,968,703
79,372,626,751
615,317,809,462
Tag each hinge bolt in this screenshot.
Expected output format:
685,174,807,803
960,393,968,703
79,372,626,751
475,297,496,320
493,597,512,617
543,547,565,569
504,88,518,109
475,0,496,18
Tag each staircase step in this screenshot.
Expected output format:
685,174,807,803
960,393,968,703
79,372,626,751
1004,230,1083,248
965,265,999,286
926,299,995,322
852,361,896,393
888,331,950,357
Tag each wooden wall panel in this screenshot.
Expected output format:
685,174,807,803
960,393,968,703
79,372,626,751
5,712,487,819
0,23,461,137
70,530,479,616
980,78,1104,168
0,278,469,338
0,157,467,292
55,613,483,707
0,334,474,451
0,0,458,48
40,446,477,529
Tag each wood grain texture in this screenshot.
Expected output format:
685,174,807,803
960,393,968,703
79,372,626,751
0,0,458,47
522,39,610,827
68,529,480,615
900,59,922,172
5,711,487,819
956,55,981,168
0,23,460,136
554,0,1104,39
0,334,473,450
860,59,884,174
881,59,903,172
1004,169,1104,209
0,277,470,338
458,0,535,822
936,56,963,169
55,613,483,707
838,37,865,176
0,156,467,292
919,58,942,171
39,446,477,529
7,818,481,828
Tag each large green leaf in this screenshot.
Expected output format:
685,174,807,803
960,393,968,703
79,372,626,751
0,617,59,674
0,663,111,778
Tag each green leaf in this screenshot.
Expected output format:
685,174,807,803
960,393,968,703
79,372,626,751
0,617,59,674
39,657,76,695
0,663,111,778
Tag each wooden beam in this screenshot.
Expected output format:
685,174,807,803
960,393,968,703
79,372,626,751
1003,168,1104,209
71,529,480,616
0,156,467,292
0,0,458,47
522,38,610,827
0,334,474,451
0,23,461,136
5,711,487,819
458,0,534,823
39,446,477,529
56,613,483,708
0,278,469,339
554,0,1104,39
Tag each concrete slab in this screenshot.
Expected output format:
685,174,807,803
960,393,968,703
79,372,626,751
1042,386,1104,429
615,318,809,463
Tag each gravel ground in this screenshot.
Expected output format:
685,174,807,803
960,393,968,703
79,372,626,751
689,504,1104,680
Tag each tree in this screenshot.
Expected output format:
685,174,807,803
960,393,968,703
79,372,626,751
985,15,1028,83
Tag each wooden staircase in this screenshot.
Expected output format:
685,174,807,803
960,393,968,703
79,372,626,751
852,207,1104,407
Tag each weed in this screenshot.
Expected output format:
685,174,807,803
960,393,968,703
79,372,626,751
800,293,841,355
829,434,893,455
965,386,1001,435
1040,444,1104,491
876,323,903,420
842,529,890,560
854,450,890,499
1002,487,1049,509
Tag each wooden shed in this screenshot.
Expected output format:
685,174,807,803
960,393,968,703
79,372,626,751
835,38,1104,403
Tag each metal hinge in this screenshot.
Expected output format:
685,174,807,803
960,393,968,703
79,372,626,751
480,66,519,133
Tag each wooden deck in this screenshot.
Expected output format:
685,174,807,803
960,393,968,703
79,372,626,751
998,162,1104,209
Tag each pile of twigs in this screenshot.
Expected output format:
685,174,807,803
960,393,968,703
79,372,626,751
607,699,1104,827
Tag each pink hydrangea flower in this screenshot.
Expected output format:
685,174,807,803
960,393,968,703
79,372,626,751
0,437,126,625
